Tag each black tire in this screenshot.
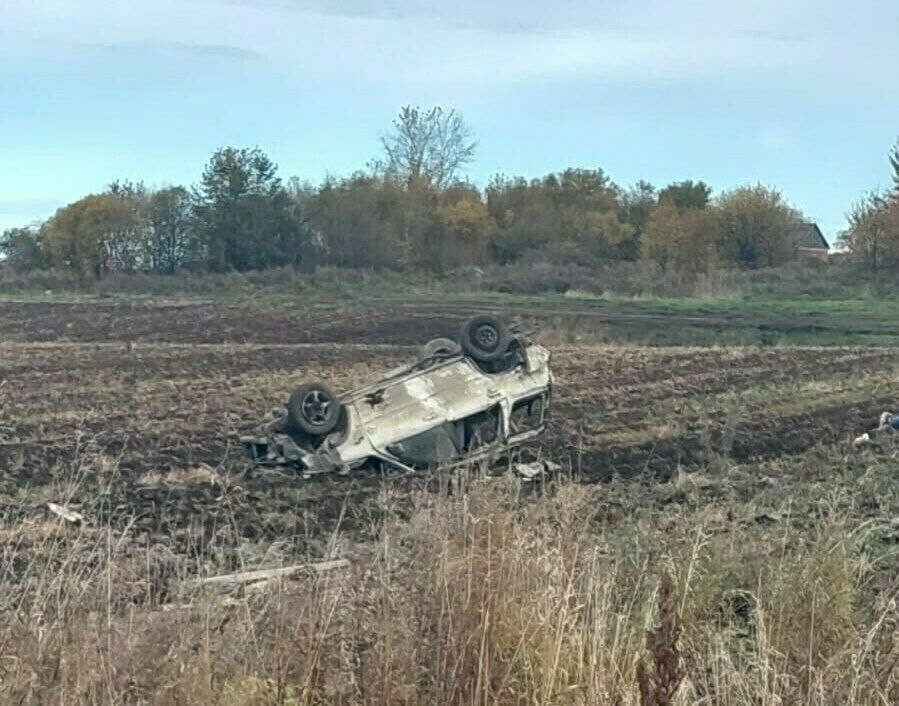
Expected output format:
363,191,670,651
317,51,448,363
419,337,461,360
460,314,512,363
287,380,342,436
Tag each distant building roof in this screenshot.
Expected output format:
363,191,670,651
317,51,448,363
792,222,829,250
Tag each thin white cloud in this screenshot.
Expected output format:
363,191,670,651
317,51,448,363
2,0,896,91
91,42,262,62
218,0,897,44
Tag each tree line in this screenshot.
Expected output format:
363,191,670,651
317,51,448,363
2,106,895,277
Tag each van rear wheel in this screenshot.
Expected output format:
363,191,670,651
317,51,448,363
460,315,512,363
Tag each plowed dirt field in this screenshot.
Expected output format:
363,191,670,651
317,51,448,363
2,298,893,555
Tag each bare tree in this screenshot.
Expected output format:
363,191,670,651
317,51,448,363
890,138,899,194
380,106,477,190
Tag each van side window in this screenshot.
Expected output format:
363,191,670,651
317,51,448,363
510,395,545,434
461,405,501,452
386,423,461,467
386,404,502,468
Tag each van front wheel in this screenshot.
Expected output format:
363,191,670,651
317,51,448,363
287,380,341,436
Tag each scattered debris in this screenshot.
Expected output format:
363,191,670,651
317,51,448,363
853,410,898,446
514,460,562,481
47,502,85,524
853,432,872,447
187,559,350,594
161,597,246,612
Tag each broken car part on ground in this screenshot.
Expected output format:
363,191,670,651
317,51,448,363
852,410,899,447
241,315,553,478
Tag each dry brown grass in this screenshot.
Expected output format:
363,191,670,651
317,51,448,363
1,453,897,705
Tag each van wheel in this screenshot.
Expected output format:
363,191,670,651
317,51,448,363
287,380,341,435
460,315,512,363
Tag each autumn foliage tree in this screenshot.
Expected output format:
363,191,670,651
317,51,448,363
39,192,142,276
431,187,491,270
837,139,899,274
28,183,199,276
619,181,658,243
552,168,635,260
486,169,633,265
486,175,562,262
839,191,899,273
714,185,801,268
641,183,802,272
306,174,404,269
641,199,716,274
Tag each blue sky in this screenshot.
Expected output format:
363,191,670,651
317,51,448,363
1,0,897,242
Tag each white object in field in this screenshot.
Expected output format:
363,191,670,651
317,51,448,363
854,411,898,447
515,460,561,480
47,502,85,523
188,559,350,592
